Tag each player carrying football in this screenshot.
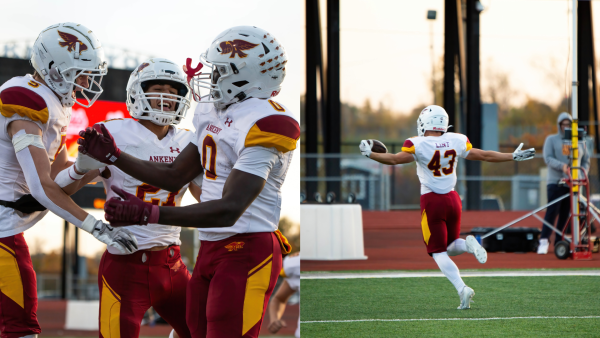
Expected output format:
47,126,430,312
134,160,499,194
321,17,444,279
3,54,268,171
77,26,298,337
92,58,202,338
0,23,137,338
360,105,535,309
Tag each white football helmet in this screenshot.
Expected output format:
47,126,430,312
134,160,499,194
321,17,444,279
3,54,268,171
417,105,453,137
30,22,107,108
126,59,191,126
185,26,288,108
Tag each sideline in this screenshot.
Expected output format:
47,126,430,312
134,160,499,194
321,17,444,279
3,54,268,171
301,316,600,324
301,270,600,279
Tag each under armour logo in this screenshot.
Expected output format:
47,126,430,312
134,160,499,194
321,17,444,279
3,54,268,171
170,147,180,153
224,118,233,127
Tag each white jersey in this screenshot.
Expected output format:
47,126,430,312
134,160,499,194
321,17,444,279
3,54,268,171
401,132,472,195
281,253,300,338
193,98,300,241
0,75,71,237
99,119,196,254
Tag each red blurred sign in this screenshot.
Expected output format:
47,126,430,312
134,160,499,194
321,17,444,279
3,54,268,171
66,100,131,158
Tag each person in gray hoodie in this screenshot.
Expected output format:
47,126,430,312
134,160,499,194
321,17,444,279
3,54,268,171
538,112,590,254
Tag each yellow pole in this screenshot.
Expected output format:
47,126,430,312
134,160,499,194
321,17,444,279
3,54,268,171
571,0,580,246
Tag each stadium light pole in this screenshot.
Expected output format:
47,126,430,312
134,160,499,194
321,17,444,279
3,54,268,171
427,10,437,105
571,0,580,246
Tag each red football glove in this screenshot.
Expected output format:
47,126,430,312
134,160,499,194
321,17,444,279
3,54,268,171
77,124,121,164
104,186,160,227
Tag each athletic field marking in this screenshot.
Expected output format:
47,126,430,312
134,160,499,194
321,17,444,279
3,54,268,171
301,316,600,324
301,270,600,279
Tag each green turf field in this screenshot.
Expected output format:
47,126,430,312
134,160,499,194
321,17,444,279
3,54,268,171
301,275,600,337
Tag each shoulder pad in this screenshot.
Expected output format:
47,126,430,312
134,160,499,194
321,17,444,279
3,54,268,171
0,86,49,123
245,114,300,153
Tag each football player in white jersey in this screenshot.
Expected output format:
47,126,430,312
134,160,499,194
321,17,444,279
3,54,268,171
0,23,137,338
268,252,300,338
360,105,535,309
78,26,298,338
93,59,201,338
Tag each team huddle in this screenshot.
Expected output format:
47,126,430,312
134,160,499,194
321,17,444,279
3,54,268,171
0,22,299,338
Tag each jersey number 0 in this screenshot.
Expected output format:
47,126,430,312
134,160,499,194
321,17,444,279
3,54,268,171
202,135,218,180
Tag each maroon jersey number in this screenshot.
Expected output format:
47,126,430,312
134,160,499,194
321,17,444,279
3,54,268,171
428,149,457,177
202,135,218,180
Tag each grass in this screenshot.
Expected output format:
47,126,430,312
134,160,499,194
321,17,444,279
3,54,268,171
301,276,600,337
301,267,600,274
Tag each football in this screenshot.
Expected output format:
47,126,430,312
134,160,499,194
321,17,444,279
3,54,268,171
370,139,388,153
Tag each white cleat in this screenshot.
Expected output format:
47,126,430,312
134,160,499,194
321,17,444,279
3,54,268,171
457,286,475,310
537,239,549,254
466,235,487,264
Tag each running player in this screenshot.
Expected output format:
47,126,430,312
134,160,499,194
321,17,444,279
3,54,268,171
360,105,535,309
77,26,298,337
94,59,201,338
268,252,300,338
0,23,137,338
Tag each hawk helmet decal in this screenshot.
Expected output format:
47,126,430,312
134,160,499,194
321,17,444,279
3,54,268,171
57,31,88,55
219,40,259,58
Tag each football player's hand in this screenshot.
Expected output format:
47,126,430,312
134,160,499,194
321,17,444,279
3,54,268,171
77,124,121,164
512,143,535,161
359,140,372,158
83,216,139,254
268,319,286,333
74,153,106,174
104,186,159,227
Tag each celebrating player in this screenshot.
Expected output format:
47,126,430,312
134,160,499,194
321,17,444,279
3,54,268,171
0,23,137,338
77,26,298,337
268,252,300,338
360,105,535,309
94,59,201,338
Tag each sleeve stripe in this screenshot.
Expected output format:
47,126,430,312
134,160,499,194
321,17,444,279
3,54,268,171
255,115,300,140
466,142,472,151
245,124,298,152
402,146,416,154
0,98,50,124
0,87,47,111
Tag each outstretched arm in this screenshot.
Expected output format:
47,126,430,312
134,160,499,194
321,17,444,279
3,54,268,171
359,139,415,165
466,143,535,162
369,151,415,165
78,124,203,192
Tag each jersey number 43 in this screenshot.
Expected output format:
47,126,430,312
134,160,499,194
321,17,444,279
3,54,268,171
427,149,457,177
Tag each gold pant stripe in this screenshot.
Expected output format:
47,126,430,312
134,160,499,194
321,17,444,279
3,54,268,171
242,258,273,335
0,245,24,308
421,209,431,245
100,276,121,338
0,242,16,256
248,254,273,276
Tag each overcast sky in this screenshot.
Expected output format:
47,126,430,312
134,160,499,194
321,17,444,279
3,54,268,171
298,0,600,114
1,0,301,255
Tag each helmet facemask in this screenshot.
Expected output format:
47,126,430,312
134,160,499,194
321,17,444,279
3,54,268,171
126,59,192,126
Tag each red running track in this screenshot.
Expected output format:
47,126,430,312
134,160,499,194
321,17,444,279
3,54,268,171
35,298,298,336
301,211,600,271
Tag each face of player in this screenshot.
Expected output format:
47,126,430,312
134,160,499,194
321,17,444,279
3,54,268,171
560,120,571,133
146,83,178,111
71,72,90,98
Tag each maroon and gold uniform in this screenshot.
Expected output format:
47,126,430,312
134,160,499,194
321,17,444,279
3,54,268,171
189,97,299,337
0,75,71,338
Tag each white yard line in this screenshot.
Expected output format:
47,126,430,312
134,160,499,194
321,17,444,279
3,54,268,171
301,270,600,279
301,316,600,324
